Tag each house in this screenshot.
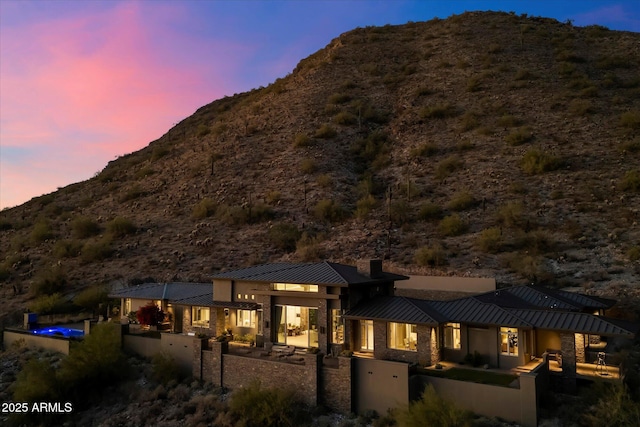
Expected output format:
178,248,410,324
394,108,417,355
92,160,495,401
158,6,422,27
106,260,638,427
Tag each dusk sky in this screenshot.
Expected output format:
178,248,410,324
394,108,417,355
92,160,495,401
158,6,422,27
1,1,639,210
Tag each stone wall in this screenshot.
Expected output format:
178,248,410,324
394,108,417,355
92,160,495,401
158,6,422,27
321,357,352,413
222,353,320,406
574,333,585,363
560,332,577,392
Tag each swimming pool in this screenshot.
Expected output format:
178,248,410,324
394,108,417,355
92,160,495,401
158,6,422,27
31,326,84,338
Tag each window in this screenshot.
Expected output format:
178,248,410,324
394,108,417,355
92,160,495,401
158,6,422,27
192,307,210,327
360,320,374,351
237,309,256,328
273,283,318,292
444,323,461,349
274,305,318,348
331,309,344,344
500,327,518,356
389,322,417,351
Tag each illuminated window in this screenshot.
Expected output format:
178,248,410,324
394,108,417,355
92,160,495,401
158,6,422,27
191,307,210,327
500,327,518,356
331,309,344,344
444,323,461,349
389,322,417,351
360,320,374,351
273,283,318,292
237,309,256,328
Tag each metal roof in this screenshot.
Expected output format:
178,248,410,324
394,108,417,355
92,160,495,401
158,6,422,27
109,282,212,303
344,297,440,325
430,298,533,328
508,309,637,336
211,261,408,286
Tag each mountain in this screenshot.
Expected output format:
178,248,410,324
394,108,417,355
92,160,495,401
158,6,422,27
1,11,639,321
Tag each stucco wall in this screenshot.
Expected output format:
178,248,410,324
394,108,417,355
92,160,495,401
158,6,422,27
354,358,409,415
3,329,71,354
123,334,161,358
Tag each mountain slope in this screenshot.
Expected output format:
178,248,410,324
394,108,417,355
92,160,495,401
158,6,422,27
1,11,639,319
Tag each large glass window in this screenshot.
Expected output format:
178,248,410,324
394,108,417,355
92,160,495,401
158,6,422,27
237,309,256,328
274,305,318,348
192,307,210,327
273,283,318,292
331,309,344,344
389,322,417,351
444,323,461,349
360,320,374,351
500,327,518,356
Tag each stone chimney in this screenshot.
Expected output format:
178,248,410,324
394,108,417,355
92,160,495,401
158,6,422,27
357,259,383,279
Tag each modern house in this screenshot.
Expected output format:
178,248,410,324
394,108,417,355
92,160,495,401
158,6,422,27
105,260,638,427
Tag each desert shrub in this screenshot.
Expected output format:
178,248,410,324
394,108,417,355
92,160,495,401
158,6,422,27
477,227,503,253
419,103,456,119
151,145,170,161
192,198,217,219
620,170,640,192
81,238,113,263
31,219,54,243
496,201,525,229
390,200,410,225
466,76,482,92
410,142,438,158
516,230,556,255
28,293,68,314
249,203,275,223
0,265,9,282
292,133,312,148
74,285,109,312
314,124,337,139
328,93,351,104
296,232,324,262
627,246,640,262
418,203,442,221
521,149,562,174
300,158,318,174
316,174,333,188
334,111,357,125
446,190,475,211
505,127,533,146
415,245,447,267
313,199,345,223
435,156,463,180
228,381,308,427
12,358,58,403
152,352,184,385
583,383,640,427
351,130,390,168
356,194,377,219
459,112,479,131
569,99,594,116
53,239,83,258
216,204,248,225
120,184,145,202
134,166,155,179
265,190,282,204
71,216,100,238
621,138,640,153
394,384,472,427
620,110,640,130
32,266,67,296
0,218,13,230
211,122,228,136
439,214,468,236
267,223,301,252
514,68,533,80
106,216,137,238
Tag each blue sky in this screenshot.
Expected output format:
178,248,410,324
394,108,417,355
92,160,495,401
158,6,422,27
1,0,639,209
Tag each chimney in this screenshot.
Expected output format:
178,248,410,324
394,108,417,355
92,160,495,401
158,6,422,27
357,259,383,279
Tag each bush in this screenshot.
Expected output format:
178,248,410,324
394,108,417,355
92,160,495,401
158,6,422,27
71,216,100,238
292,133,312,148
192,198,217,219
419,103,456,119
228,381,308,427
13,358,58,403
120,184,146,202
328,93,351,104
136,302,165,327
74,285,109,312
446,190,475,211
334,111,357,125
620,170,640,192
29,293,68,315
32,266,67,296
394,384,472,427
53,239,83,258
81,238,113,263
521,149,562,174
620,110,640,130
439,214,468,236
296,232,324,262
267,223,301,252
496,201,525,229
106,216,137,238
316,174,333,188
415,245,447,267
314,124,337,139
300,158,318,174
31,219,54,243
410,143,438,158
355,194,377,219
569,99,594,116
152,352,184,385
313,199,345,223
435,156,462,180
505,127,533,146
477,227,503,253
627,246,640,262
418,203,442,221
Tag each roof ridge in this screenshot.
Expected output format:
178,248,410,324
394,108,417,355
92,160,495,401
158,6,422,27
526,285,581,309
322,261,350,284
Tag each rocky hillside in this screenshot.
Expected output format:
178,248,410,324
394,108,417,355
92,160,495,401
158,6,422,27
1,11,639,320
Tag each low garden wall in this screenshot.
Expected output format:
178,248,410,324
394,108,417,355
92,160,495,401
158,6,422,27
2,328,71,355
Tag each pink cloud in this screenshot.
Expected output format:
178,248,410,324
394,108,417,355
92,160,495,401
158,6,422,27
1,2,251,209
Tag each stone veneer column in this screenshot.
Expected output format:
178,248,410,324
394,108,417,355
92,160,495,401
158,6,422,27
575,333,586,363
262,298,271,348
430,327,441,365
373,320,387,360
560,332,577,393
183,307,192,334
317,299,328,354
416,325,431,366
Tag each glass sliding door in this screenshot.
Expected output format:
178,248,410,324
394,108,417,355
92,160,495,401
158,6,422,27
275,305,285,344
273,305,318,348
361,319,374,351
